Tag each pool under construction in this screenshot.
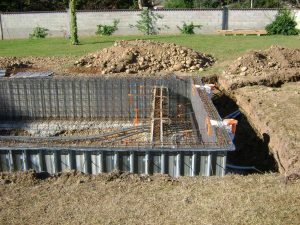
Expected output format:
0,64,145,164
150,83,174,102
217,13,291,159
0,75,235,177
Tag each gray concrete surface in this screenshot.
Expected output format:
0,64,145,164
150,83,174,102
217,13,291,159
0,9,299,39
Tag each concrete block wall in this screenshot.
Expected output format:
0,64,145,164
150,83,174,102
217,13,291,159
0,9,299,39
295,10,300,29
1,12,67,39
228,9,277,30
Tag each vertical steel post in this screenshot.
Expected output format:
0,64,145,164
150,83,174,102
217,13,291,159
161,153,165,174
38,150,44,172
192,152,197,176
222,154,227,176
114,152,119,171
8,150,13,172
130,151,134,173
206,152,212,176
145,152,149,175
54,151,59,174
176,153,181,177
222,7,229,30
0,13,3,40
99,152,103,173
23,150,28,171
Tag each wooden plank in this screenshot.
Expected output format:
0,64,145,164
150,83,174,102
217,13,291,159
216,29,267,36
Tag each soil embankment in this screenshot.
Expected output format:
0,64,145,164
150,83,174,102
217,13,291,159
219,46,300,175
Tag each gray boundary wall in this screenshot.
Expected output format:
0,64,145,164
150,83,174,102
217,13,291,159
0,9,299,39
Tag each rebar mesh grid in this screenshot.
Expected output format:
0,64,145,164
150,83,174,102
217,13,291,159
0,76,234,151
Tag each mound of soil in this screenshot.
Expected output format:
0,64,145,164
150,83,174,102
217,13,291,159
0,57,32,75
74,40,214,74
218,45,300,175
219,45,300,90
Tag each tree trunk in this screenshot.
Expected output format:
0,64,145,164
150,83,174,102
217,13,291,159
69,0,79,45
138,0,144,9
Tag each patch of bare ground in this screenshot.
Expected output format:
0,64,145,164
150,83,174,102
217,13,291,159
0,171,299,225
234,83,300,175
0,56,76,76
218,45,300,175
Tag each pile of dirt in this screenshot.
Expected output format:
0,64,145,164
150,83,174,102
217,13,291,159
74,40,214,74
219,45,300,90
0,57,32,74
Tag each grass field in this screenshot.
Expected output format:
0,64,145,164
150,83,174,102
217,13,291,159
1,35,300,61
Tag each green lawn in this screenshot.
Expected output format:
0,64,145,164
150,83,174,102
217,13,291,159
0,35,299,73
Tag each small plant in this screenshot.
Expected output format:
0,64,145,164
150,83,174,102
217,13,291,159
96,19,120,36
266,9,300,35
177,22,202,34
130,8,168,35
29,26,49,39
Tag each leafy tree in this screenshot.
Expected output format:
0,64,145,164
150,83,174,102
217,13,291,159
266,8,300,35
69,0,79,45
164,0,193,8
131,8,167,35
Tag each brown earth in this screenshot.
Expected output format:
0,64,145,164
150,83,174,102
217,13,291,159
73,40,214,75
0,170,299,225
219,45,300,90
219,46,300,175
0,41,213,76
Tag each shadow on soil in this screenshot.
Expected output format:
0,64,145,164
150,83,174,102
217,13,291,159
212,90,277,173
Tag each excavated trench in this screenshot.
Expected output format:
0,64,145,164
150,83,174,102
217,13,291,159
212,87,278,173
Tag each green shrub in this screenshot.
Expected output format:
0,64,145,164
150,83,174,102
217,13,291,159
29,26,49,39
96,19,119,36
177,22,201,34
266,9,300,35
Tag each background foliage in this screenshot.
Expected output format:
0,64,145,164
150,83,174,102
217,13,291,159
0,0,299,11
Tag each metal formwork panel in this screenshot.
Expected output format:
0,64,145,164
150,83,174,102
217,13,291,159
0,152,9,171
44,153,56,174
104,152,115,172
119,153,131,172
28,152,41,172
60,152,71,171
91,153,102,174
75,152,85,173
0,149,228,177
183,154,194,176
135,153,146,174
152,154,162,174
12,152,24,171
199,153,209,176
168,154,177,177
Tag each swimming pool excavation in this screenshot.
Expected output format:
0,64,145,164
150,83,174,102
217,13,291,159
0,76,235,177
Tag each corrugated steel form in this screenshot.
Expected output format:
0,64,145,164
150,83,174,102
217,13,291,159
0,76,234,177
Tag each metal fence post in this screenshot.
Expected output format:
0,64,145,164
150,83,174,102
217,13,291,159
0,12,3,40
222,7,229,30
